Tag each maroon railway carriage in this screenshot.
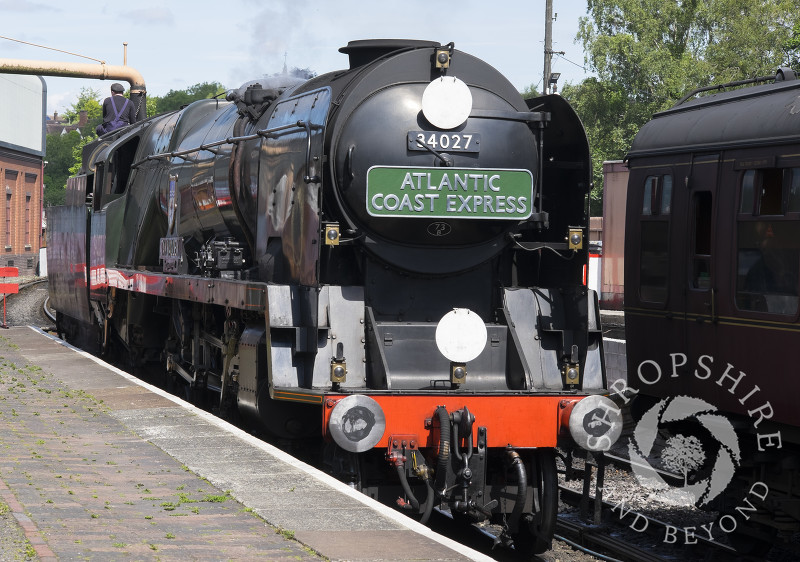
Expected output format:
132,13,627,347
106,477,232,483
624,68,800,549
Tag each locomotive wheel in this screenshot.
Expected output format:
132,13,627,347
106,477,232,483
513,448,557,556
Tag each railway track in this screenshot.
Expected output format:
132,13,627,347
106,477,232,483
0,278,53,329
557,483,740,562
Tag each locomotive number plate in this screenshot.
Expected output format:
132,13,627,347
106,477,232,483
407,131,480,153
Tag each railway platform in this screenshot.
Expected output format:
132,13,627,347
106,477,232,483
0,327,490,561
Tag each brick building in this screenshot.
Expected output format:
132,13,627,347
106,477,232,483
46,110,88,136
0,74,46,276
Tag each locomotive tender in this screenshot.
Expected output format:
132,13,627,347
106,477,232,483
48,40,611,553
624,68,800,550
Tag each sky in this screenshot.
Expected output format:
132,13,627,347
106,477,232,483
1,0,592,117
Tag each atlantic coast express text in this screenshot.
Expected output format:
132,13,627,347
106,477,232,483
366,167,534,219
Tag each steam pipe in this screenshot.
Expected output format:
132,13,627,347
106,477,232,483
507,448,527,533
395,463,420,511
393,461,435,524
434,406,450,494
419,478,435,524
0,58,147,121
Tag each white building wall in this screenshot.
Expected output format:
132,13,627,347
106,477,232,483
0,74,46,156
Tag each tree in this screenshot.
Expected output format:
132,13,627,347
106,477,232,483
62,87,103,137
520,84,540,99
43,130,82,206
561,79,644,215
155,82,226,114
702,0,799,82
146,96,159,119
788,20,800,69
68,134,97,178
569,0,799,213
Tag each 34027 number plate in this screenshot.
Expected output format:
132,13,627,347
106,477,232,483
407,131,480,153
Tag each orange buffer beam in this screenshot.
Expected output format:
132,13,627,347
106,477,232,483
323,394,585,449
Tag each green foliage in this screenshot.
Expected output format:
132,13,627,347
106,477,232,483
62,87,103,137
788,19,800,68
702,0,799,82
44,130,83,206
520,84,540,99
561,78,643,215
146,96,159,118
569,0,799,213
68,133,97,177
155,82,226,114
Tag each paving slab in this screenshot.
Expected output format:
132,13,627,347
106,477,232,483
0,327,490,561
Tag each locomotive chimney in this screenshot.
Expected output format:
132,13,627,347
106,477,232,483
339,39,440,69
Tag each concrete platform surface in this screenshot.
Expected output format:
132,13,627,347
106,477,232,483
0,327,492,561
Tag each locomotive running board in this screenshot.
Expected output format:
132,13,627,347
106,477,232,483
100,267,268,313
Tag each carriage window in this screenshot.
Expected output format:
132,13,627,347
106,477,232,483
740,170,755,214
736,220,800,315
737,168,800,314
660,175,672,214
639,174,672,303
642,175,672,216
789,168,800,213
692,192,713,289
640,221,669,302
739,168,789,216
759,169,783,215
642,176,655,215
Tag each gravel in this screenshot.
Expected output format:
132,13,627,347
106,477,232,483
0,280,52,329
0,504,35,561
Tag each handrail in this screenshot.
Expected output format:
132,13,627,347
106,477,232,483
674,67,797,107
130,120,318,169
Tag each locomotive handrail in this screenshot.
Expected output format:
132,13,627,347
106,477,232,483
300,120,321,184
131,120,320,168
470,109,550,124
674,74,776,106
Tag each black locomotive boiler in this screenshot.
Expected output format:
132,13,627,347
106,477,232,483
48,40,615,554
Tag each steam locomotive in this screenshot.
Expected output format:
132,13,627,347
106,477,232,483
48,39,615,554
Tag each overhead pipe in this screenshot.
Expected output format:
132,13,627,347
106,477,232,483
0,58,147,122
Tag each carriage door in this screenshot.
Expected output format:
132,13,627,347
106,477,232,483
684,154,720,364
